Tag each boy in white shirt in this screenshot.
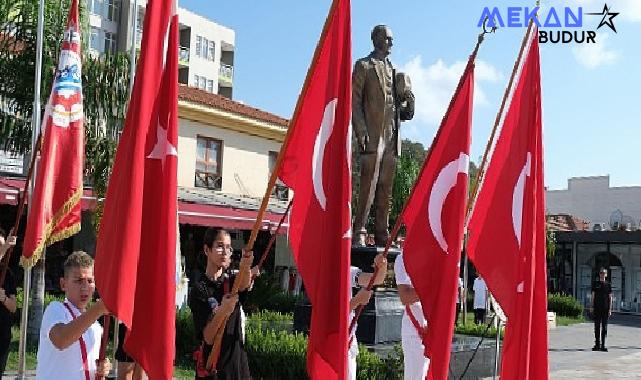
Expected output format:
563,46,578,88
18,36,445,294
36,251,111,380
394,253,429,380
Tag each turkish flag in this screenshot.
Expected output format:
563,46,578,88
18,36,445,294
467,30,548,380
22,0,84,266
94,1,178,379
401,59,474,380
278,0,351,378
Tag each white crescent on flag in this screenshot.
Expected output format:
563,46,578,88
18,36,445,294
312,98,337,211
428,152,469,253
343,123,352,239
511,152,532,249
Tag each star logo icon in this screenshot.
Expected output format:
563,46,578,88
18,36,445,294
147,112,177,170
587,3,619,33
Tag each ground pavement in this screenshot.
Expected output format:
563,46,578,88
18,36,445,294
546,313,641,379
4,314,641,379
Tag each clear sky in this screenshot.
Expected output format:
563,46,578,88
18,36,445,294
179,0,641,190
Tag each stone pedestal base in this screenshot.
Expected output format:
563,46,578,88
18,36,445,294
293,245,405,344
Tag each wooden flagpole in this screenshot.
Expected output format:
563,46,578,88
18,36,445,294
206,0,342,370
462,19,536,325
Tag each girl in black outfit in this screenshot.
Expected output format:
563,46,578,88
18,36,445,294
189,228,254,380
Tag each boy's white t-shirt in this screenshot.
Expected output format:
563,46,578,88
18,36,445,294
394,254,426,337
36,300,102,380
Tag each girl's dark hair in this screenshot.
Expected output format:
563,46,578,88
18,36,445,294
203,228,230,249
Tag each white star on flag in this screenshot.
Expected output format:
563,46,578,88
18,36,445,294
147,114,177,169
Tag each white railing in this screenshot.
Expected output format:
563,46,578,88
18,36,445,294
219,64,233,85
179,47,189,65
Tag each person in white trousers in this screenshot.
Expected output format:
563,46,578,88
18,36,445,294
394,253,429,380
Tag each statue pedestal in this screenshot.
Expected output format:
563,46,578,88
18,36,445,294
293,246,404,344
352,246,403,344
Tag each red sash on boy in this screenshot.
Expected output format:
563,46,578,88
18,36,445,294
63,302,92,380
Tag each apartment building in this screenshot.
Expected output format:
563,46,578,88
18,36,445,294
87,0,235,98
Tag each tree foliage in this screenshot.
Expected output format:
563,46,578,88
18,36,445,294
390,139,425,228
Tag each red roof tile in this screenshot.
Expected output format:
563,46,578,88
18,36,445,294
547,214,589,232
178,85,289,127
0,33,26,53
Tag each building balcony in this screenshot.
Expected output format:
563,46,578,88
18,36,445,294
179,46,189,66
219,64,233,86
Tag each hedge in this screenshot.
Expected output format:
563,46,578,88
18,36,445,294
176,306,403,379
547,293,583,318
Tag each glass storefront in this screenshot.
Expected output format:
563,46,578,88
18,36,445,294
554,231,641,314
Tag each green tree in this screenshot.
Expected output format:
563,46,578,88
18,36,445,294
389,139,425,229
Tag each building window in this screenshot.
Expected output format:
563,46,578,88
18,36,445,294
195,36,202,57
201,37,209,59
195,35,215,61
208,40,215,61
269,151,289,201
106,0,120,22
90,27,101,52
194,75,212,92
104,32,116,54
90,0,103,16
195,136,222,190
136,7,144,45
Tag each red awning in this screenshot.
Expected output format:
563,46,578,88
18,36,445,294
0,177,21,205
0,176,98,210
0,176,288,234
178,201,288,234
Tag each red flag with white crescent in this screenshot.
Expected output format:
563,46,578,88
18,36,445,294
467,30,548,380
400,58,474,380
278,0,352,378
94,0,178,378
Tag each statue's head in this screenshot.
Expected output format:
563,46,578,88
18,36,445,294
371,25,393,57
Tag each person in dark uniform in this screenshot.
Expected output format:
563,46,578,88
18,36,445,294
0,228,17,376
189,228,255,380
591,267,612,352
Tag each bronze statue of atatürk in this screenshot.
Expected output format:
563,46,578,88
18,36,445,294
352,25,415,246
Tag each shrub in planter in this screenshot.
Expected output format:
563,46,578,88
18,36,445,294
356,344,403,380
245,311,403,379
246,328,308,379
455,321,502,338
244,273,305,314
175,306,198,365
176,302,403,378
246,310,293,333
547,293,583,318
